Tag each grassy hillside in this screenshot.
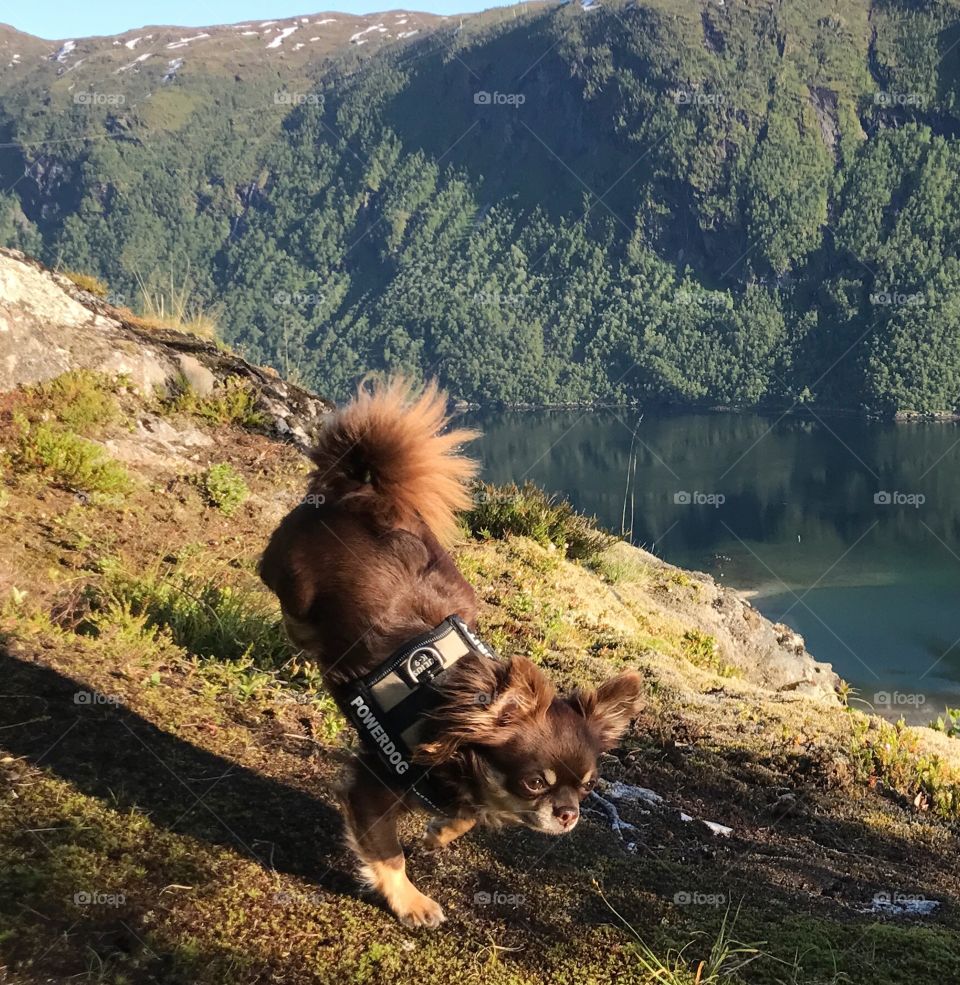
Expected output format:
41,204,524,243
2,0,960,413
2,366,960,983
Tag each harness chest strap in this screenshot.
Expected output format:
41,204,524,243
337,616,497,812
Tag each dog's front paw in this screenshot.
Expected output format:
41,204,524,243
395,889,446,929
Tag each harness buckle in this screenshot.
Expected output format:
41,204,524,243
399,645,447,687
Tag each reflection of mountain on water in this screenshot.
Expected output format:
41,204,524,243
466,409,960,707
464,409,960,555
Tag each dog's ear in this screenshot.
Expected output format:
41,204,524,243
415,655,554,765
568,671,644,750
490,655,555,727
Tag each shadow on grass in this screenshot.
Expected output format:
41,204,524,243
0,649,344,881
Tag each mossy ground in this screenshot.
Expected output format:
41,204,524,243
1,374,959,984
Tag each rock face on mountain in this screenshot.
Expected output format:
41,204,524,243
605,541,840,702
0,248,332,449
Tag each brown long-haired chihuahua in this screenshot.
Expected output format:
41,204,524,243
259,379,643,928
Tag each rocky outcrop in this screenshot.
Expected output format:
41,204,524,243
605,541,840,702
0,248,333,449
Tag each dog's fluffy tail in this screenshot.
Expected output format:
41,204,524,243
307,378,479,545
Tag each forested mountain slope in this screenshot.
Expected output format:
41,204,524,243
2,0,960,412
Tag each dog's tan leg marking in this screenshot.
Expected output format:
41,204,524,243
342,768,445,929
423,815,476,851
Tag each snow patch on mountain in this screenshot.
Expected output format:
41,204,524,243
162,58,183,82
53,40,76,63
266,26,298,49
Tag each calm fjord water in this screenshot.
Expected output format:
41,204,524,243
463,409,960,723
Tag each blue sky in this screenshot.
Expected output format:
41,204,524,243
7,0,511,40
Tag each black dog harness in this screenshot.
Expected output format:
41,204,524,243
338,616,498,813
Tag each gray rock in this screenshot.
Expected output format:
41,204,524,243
176,354,216,397
0,248,334,450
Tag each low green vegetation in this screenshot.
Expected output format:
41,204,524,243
931,707,960,738
195,462,250,515
61,269,109,297
681,628,738,679
90,567,290,668
11,417,132,497
166,376,268,429
464,481,614,562
849,716,960,820
18,369,123,433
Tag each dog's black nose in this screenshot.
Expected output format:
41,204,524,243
553,805,578,827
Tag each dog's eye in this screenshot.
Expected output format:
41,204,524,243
582,778,596,792
522,775,547,794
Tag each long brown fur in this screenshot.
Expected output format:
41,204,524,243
306,377,479,546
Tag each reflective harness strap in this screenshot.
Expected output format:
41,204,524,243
337,616,497,813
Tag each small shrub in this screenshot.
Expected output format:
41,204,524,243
589,553,651,585
91,571,291,668
196,463,249,515
13,418,132,496
22,370,122,433
62,271,108,298
930,707,960,738
681,628,738,678
463,481,614,563
167,376,267,429
850,717,960,819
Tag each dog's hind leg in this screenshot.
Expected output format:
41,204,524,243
341,764,445,929
423,815,476,851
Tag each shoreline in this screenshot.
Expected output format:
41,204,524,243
453,400,960,423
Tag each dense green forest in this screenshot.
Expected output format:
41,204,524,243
2,0,960,412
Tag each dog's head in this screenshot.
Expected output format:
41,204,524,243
417,655,643,834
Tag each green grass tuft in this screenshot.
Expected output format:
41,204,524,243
167,376,268,429
463,481,615,563
21,370,123,434
849,716,960,819
12,417,132,496
196,463,249,515
62,270,109,298
90,569,291,667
